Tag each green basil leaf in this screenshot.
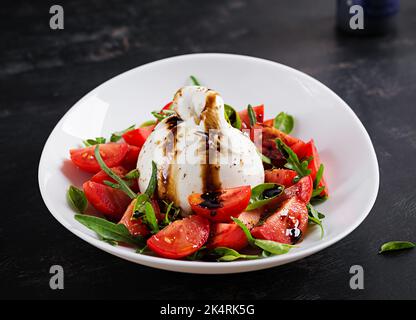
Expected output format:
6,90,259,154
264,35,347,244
224,104,242,130
83,137,106,147
125,169,140,180
94,145,137,199
246,183,284,211
379,241,415,253
254,239,294,255
247,104,257,127
140,120,157,128
273,112,294,134
232,217,255,245
190,75,201,86
67,186,88,213
276,138,311,177
75,214,144,247
144,201,159,233
110,125,135,142
145,161,157,198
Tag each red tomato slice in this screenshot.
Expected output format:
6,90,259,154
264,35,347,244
265,176,313,212
122,125,155,147
83,181,131,221
119,199,150,237
238,105,264,128
265,169,298,188
207,210,262,250
147,215,210,259
121,145,140,170
70,143,128,173
303,140,329,197
251,197,308,244
188,186,251,222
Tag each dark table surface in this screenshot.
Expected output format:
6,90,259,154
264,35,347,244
1,0,416,300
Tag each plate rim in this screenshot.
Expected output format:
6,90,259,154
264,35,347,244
38,53,380,274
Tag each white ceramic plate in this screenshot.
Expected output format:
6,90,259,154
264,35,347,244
38,53,379,274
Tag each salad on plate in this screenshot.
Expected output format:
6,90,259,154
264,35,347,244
66,76,329,261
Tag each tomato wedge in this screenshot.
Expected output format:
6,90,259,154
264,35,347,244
265,176,313,212
207,210,262,250
303,140,329,197
265,169,298,188
147,215,210,259
188,186,251,222
239,104,264,128
121,145,141,170
122,125,155,147
119,199,150,237
251,197,308,244
83,181,131,220
70,143,128,173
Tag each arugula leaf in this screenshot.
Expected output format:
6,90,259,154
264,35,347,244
140,120,157,128
307,203,324,238
145,161,157,198
67,186,88,213
125,169,140,180
190,75,201,86
75,214,145,247
314,164,324,188
98,235,118,246
110,125,135,142
247,104,257,127
253,240,294,255
144,201,159,233
379,241,415,253
136,245,148,254
133,194,149,217
245,183,284,211
224,104,242,130
151,109,175,121
311,186,325,198
231,217,255,245
232,217,295,256
257,150,272,165
275,139,311,177
213,247,259,262
103,180,121,189
162,201,180,226
83,137,106,147
187,246,207,261
273,112,294,134
94,145,137,199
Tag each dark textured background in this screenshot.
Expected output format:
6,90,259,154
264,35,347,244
1,0,416,300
